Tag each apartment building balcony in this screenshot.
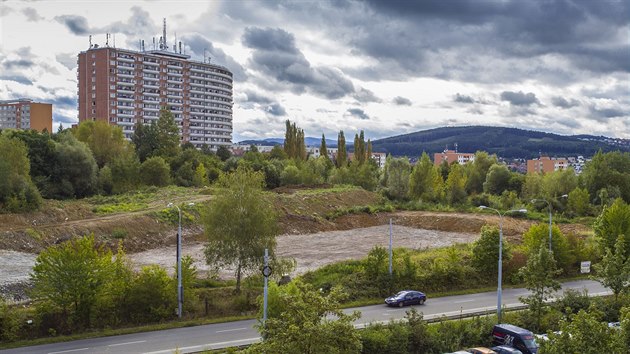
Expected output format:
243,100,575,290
117,96,134,102
117,71,134,78
143,67,159,73
116,86,135,93
143,82,160,89
167,64,183,70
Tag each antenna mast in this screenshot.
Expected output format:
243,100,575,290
162,18,167,50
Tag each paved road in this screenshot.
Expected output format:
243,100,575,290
1,280,609,354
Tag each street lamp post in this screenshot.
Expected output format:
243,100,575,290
479,206,527,323
531,195,568,252
167,202,195,319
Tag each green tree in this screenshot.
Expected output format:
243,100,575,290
337,130,347,168
483,164,511,195
127,265,175,323
320,133,328,160
408,152,437,201
283,120,306,160
593,198,630,256
471,225,511,277
109,148,141,194
445,163,467,205
202,168,278,292
49,132,98,199
541,309,625,354
581,150,630,204
140,156,171,187
353,130,366,165
567,187,591,216
253,280,362,354
4,129,55,193
31,235,116,330
216,145,232,161
466,151,497,194
0,134,42,212
131,121,158,163
522,223,573,272
380,156,411,200
192,163,208,187
593,234,630,301
518,244,561,331
541,168,578,199
520,172,543,201
155,107,181,160
74,120,126,168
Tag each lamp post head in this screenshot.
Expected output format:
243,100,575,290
188,202,195,206
479,205,488,210
516,209,528,213
560,194,568,198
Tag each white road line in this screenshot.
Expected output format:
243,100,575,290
142,337,261,354
215,327,247,333
108,340,147,347
48,348,90,354
453,299,474,304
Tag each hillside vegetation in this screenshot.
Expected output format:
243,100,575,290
371,125,630,158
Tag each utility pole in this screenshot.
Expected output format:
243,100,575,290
389,218,393,276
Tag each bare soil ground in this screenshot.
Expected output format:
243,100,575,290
0,186,592,300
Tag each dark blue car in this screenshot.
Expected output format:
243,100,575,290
385,290,427,307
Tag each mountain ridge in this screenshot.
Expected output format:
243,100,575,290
237,126,630,158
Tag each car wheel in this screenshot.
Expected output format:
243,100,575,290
398,301,404,308
419,298,425,305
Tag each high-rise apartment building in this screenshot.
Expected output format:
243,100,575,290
0,99,52,132
433,149,475,166
77,23,233,150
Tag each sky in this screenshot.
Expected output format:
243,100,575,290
0,0,629,142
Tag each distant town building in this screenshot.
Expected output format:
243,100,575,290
433,149,475,166
307,146,338,159
0,98,52,132
347,151,387,168
526,156,568,174
77,20,233,150
230,144,277,156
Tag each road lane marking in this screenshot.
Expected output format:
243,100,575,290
48,349,90,354
143,337,261,354
453,299,474,304
216,327,247,333
108,340,147,347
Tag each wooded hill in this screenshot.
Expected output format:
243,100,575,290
370,126,630,158
239,126,629,159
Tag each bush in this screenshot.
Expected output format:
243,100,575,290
140,156,171,187
361,322,409,354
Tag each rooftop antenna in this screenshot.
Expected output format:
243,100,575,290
89,35,92,48
179,41,182,54
174,31,177,52
152,37,156,50
162,18,167,50
113,34,116,48
142,40,145,51
106,33,109,47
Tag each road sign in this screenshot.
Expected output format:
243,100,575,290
580,261,591,274
262,265,272,278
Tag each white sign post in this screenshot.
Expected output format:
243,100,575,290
580,261,591,274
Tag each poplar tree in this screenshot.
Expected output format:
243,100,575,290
337,131,347,168
320,134,328,160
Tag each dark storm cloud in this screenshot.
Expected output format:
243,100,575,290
393,96,412,106
242,27,355,99
22,7,43,22
55,15,90,35
104,7,156,37
182,33,247,82
590,106,627,119
266,103,287,116
54,113,77,124
353,88,381,103
500,91,540,106
3,59,35,70
551,96,580,109
53,96,77,110
55,53,77,70
346,108,370,120
0,75,33,85
244,90,273,105
453,93,475,104
335,0,630,83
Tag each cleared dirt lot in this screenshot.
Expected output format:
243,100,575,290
129,224,477,278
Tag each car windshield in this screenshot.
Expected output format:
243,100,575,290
523,337,537,349
394,292,408,298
